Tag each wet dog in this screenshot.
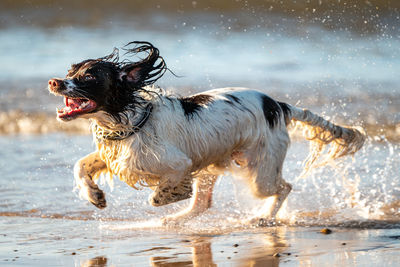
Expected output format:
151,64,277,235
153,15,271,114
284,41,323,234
48,41,365,225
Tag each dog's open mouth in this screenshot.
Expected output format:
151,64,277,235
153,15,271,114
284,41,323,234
57,97,97,120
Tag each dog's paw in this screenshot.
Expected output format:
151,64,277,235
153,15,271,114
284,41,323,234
149,184,192,207
161,209,202,227
87,188,107,209
75,176,107,209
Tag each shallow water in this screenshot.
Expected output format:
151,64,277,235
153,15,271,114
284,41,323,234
1,134,400,265
1,134,399,226
0,1,399,265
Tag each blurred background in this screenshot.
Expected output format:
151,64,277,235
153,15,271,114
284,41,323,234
0,0,399,138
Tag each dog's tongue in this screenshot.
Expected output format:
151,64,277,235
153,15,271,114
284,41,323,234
65,97,83,109
57,97,97,120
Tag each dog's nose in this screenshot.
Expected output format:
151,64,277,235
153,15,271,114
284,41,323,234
48,79,60,88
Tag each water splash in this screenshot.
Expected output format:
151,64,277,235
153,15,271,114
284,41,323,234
279,137,400,228
90,137,400,233
0,126,398,232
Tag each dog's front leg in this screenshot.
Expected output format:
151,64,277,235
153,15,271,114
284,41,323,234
149,172,193,206
161,174,217,226
74,151,107,208
149,147,194,206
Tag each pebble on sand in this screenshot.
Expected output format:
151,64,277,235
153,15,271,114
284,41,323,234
320,228,332,234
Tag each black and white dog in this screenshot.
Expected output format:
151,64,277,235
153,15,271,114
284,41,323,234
48,42,365,225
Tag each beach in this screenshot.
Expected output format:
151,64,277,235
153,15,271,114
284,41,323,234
2,216,400,266
0,1,399,266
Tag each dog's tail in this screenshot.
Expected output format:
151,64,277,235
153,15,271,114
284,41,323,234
279,102,366,175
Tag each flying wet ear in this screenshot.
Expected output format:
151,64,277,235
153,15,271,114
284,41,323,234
118,42,167,87
121,67,143,83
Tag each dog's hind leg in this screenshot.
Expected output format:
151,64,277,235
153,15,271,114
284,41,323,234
161,173,217,226
245,130,292,226
246,161,292,224
250,180,292,226
74,151,107,208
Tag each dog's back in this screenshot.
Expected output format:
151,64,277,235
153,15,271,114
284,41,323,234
148,88,290,175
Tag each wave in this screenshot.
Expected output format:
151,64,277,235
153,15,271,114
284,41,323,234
0,110,90,135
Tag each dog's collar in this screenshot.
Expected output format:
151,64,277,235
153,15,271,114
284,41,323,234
92,104,153,141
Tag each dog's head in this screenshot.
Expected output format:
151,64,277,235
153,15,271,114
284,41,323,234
48,41,166,122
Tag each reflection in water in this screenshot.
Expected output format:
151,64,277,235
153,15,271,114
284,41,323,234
79,256,108,267
188,238,216,267
236,228,287,267
150,237,216,267
77,229,288,266
147,228,288,266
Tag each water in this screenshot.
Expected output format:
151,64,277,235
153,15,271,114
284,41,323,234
1,134,399,265
0,1,399,265
0,134,399,226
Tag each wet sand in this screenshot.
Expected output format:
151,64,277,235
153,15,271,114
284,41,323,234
2,216,400,266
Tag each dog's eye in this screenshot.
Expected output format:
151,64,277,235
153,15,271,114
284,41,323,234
84,74,95,81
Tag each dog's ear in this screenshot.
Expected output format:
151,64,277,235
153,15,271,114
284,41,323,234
120,66,144,84
118,42,166,87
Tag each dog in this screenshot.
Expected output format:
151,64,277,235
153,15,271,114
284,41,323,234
48,41,366,225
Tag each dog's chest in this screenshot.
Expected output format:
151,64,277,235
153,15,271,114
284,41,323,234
96,140,159,188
